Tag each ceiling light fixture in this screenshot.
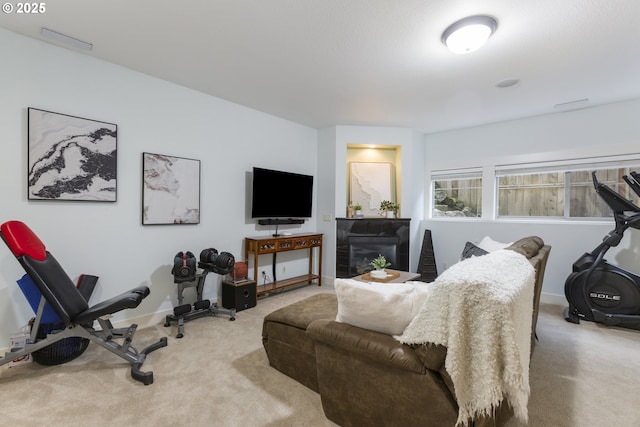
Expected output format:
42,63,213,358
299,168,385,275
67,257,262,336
554,98,589,110
442,15,497,54
496,78,520,88
41,28,93,51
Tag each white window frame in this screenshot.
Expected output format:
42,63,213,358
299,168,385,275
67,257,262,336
430,168,483,219
495,155,640,220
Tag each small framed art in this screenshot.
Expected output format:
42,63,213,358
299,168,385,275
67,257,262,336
142,152,201,225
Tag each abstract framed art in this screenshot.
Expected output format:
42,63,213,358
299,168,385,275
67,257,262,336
142,152,201,225
27,108,117,201
349,162,393,217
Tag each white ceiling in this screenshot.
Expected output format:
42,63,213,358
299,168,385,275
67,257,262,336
2,0,640,133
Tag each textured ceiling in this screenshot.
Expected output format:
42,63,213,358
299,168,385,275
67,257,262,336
1,0,639,133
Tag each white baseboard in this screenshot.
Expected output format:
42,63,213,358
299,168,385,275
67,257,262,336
114,308,174,330
540,292,567,307
0,309,175,355
1,290,567,355
321,276,335,288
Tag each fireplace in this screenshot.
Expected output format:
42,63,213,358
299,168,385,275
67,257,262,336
348,236,399,276
336,218,410,278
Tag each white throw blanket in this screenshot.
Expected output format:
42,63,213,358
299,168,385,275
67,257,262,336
397,250,535,426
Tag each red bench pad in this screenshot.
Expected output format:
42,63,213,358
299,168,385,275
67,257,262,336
1,221,47,261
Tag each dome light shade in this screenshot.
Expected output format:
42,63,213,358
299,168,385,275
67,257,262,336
442,15,497,54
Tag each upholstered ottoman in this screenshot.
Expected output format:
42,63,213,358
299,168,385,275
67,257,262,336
262,293,338,392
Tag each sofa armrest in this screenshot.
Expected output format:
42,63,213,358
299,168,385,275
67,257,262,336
506,236,551,352
412,343,447,371
506,235,543,258
307,319,426,374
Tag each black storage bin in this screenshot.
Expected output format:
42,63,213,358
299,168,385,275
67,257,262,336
222,280,257,312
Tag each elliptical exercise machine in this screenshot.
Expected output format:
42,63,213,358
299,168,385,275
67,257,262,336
564,171,640,330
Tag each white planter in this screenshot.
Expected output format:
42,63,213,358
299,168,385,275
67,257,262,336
370,269,387,279
386,211,396,218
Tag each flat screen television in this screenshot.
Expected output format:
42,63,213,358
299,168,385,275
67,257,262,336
251,167,314,219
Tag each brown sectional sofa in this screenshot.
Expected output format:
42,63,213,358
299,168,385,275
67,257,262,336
262,236,551,427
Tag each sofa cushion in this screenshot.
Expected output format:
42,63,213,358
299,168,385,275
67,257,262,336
263,292,338,331
334,279,430,335
460,241,489,260
477,236,513,252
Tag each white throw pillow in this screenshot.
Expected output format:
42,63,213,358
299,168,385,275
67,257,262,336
477,236,513,252
334,278,431,335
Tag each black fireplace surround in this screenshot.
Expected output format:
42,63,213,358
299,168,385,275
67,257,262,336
336,218,410,278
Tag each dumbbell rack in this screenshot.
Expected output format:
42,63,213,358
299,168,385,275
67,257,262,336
164,263,236,338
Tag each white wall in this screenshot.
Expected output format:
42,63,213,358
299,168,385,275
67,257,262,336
0,28,318,347
423,99,640,304
5,24,640,350
317,125,426,278
316,127,338,282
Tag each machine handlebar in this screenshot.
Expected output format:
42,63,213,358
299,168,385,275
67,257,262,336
592,171,640,214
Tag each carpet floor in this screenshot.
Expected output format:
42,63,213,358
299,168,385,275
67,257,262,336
1,284,638,426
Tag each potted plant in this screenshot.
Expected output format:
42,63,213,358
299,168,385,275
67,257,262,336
379,200,400,218
369,254,391,279
353,203,363,216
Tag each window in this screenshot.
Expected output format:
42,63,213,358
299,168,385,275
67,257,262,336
497,172,564,217
432,170,482,218
432,157,640,221
570,169,639,217
497,163,640,219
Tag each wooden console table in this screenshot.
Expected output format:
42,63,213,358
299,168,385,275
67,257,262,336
245,233,323,295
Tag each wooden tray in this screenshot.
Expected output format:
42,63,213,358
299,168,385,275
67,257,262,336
360,270,400,283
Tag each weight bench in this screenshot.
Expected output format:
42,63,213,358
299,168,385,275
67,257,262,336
0,220,167,385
